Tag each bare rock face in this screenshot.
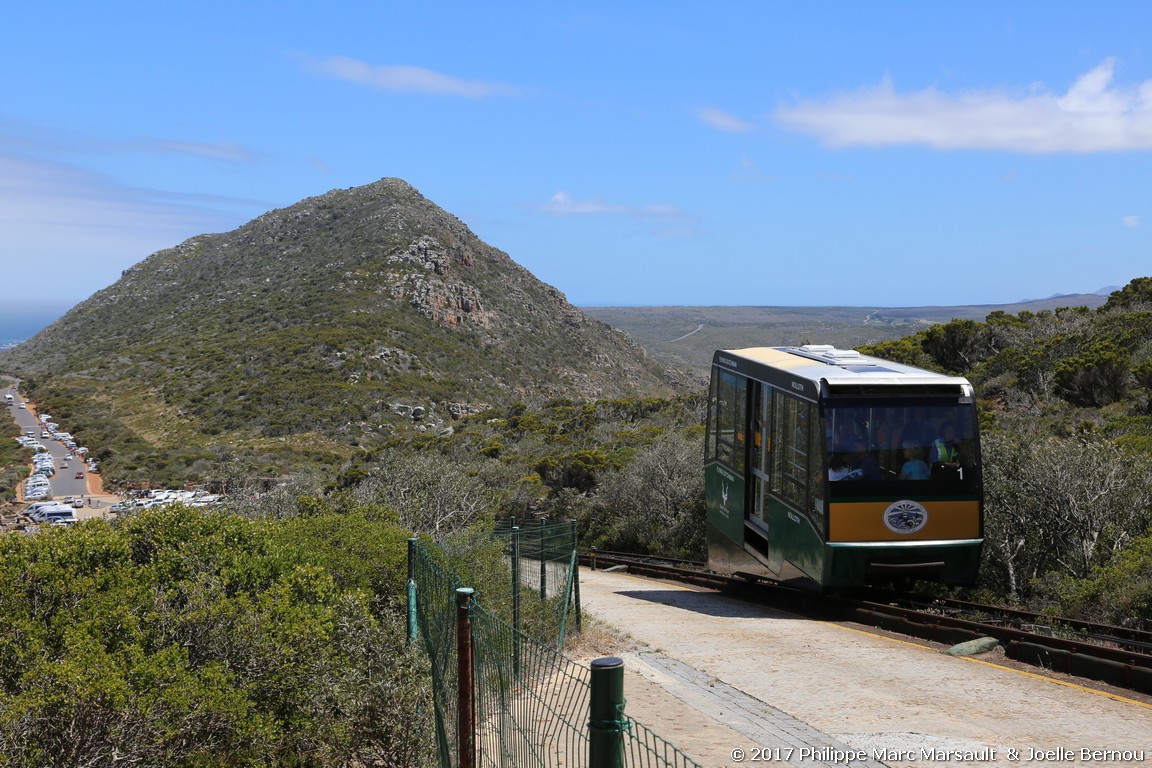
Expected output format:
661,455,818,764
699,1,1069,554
387,235,494,328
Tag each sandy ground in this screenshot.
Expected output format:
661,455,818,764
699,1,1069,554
576,567,1152,768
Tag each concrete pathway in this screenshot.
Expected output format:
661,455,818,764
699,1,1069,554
578,567,1152,768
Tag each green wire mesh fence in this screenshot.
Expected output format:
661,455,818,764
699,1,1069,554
408,526,703,768
472,600,590,767
493,518,581,647
410,539,465,767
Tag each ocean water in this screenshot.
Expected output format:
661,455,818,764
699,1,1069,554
0,303,73,347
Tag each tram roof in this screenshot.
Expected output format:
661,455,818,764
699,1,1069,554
715,345,973,393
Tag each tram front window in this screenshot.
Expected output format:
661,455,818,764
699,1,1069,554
825,401,978,491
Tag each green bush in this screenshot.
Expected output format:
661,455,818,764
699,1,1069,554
1040,529,1152,628
0,505,435,767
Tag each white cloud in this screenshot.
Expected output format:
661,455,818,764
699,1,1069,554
697,107,756,133
300,55,523,98
773,59,1152,153
541,191,621,216
538,191,688,220
535,191,699,238
1123,215,1141,228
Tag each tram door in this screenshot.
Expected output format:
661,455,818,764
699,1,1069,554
748,382,782,573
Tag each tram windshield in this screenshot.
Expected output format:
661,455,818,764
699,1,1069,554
823,400,979,491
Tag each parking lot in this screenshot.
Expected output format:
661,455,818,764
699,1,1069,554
5,381,118,528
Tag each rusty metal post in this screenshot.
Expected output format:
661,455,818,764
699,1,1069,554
456,587,476,768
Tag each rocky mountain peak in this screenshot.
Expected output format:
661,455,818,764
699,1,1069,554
0,178,686,463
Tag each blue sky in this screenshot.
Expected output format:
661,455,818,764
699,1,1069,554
2,2,1150,318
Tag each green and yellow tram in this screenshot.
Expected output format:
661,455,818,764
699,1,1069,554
704,345,982,590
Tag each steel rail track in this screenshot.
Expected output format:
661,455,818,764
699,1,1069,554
581,550,1152,696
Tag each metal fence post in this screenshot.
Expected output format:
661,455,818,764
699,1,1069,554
407,537,418,645
456,587,476,768
511,526,521,677
539,517,548,601
571,519,582,633
588,657,626,768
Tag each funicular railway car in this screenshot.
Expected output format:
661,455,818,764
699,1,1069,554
704,345,983,590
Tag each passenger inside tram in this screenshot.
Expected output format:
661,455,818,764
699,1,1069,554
897,442,930,480
827,404,975,483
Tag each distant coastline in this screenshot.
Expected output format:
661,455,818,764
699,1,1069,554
0,303,72,349
0,290,1119,359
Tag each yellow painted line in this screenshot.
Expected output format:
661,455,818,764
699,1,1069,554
831,621,1152,710
590,569,1152,710
958,654,1152,710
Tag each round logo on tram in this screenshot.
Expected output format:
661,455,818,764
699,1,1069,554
883,500,928,534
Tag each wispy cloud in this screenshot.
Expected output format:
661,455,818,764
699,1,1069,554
0,120,260,164
731,153,772,182
0,154,248,296
535,191,698,237
697,107,756,134
773,59,1152,153
538,191,687,220
300,55,523,98
1123,215,1141,228
129,138,259,162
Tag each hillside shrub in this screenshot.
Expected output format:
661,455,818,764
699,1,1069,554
981,431,1152,602
0,505,435,767
1042,529,1152,628
579,430,705,559
1054,342,1131,407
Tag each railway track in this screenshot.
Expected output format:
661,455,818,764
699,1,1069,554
582,549,1152,697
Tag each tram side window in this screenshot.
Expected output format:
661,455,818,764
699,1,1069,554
770,392,812,511
712,370,747,473
705,374,720,461
807,409,825,536
751,383,769,476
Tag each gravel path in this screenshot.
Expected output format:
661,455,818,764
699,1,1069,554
578,567,1152,768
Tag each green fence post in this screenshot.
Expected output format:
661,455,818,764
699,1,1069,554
456,587,476,768
588,657,626,768
407,537,418,645
539,517,548,602
571,519,582,633
511,526,521,676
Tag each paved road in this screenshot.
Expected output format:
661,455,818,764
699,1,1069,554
6,384,90,500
